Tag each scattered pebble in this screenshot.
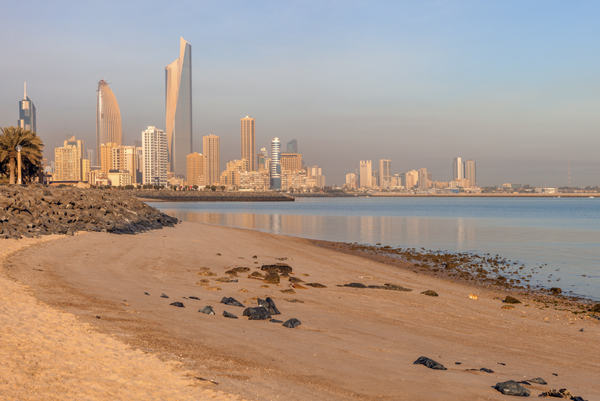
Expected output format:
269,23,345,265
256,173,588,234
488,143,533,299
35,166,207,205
282,318,302,328
421,290,438,297
144,292,150,296
189,296,200,300
283,298,304,303
502,305,515,310
493,380,530,397
160,293,169,298
220,297,245,307
222,310,238,319
238,288,249,293
292,283,307,289
413,356,447,370
305,283,327,288
198,306,215,315
206,287,222,291
280,288,296,294
469,294,478,300
455,362,462,365
169,302,184,308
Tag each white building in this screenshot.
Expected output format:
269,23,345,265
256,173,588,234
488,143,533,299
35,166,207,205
142,126,168,186
359,160,372,188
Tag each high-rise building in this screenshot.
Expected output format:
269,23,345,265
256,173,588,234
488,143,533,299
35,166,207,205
203,135,220,186
453,157,464,181
240,116,255,171
18,82,36,133
345,173,357,189
96,80,122,166
464,159,476,188
54,136,84,181
418,168,429,190
270,137,281,190
359,160,372,188
379,159,391,189
404,170,419,189
187,152,204,186
165,37,193,179
257,148,267,171
287,139,298,153
99,142,118,175
142,126,168,186
280,153,302,172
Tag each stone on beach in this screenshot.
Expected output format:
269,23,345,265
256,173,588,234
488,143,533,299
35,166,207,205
493,380,530,397
420,290,438,297
413,356,447,370
243,306,271,320
199,306,215,315
220,297,245,307
160,293,169,298
504,296,522,304
169,302,184,308
282,318,301,328
344,283,367,288
527,377,547,385
305,283,327,288
258,297,281,315
261,263,293,274
263,272,280,284
222,311,238,319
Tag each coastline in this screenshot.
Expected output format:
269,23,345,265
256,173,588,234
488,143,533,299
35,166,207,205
4,221,599,400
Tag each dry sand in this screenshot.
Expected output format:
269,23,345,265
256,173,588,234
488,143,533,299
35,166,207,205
3,221,599,400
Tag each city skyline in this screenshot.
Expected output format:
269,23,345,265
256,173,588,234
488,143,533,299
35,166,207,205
2,2,600,187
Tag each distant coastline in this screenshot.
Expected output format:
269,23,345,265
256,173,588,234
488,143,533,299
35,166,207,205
293,192,600,198
130,189,295,202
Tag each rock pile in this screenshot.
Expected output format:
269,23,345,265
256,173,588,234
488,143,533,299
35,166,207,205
0,185,178,239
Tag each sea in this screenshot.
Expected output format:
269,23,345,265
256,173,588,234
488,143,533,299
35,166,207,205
150,197,600,301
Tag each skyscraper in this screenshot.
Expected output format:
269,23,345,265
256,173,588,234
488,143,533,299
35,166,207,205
379,159,391,189
187,152,204,186
464,159,476,188
203,135,220,186
142,126,168,186
453,157,464,181
257,148,267,171
165,37,193,179
54,136,84,181
359,160,372,188
240,116,255,171
96,80,122,166
270,137,281,190
287,139,298,153
418,168,429,190
18,82,36,133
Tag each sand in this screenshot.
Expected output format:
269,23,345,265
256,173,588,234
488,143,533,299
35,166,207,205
3,221,599,400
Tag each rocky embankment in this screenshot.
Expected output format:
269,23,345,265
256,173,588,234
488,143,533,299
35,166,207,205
0,186,178,239
128,190,294,202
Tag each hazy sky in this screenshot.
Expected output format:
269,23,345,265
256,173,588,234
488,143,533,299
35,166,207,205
2,1,600,186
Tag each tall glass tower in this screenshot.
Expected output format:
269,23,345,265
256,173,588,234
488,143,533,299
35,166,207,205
270,137,281,190
240,116,255,171
96,79,122,166
166,37,193,179
18,82,36,133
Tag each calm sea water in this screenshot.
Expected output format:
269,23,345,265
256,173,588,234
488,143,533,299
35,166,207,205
151,197,600,301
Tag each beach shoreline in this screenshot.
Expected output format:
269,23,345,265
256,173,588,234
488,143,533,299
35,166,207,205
4,221,599,400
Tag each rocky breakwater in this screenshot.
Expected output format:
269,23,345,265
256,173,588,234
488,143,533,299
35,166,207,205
129,189,295,202
0,186,178,239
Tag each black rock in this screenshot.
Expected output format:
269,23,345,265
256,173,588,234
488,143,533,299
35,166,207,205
170,302,185,308
455,362,462,365
421,290,439,297
199,306,215,315
344,283,367,288
282,318,302,328
243,306,271,320
527,377,547,385
270,319,283,323
479,368,494,373
498,362,506,365
161,293,169,298
189,296,200,300
144,292,150,295
504,296,522,304
258,297,281,315
413,356,447,370
493,380,530,397
220,297,245,307
223,310,238,319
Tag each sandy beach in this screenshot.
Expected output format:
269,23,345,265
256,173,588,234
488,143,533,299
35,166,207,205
2,221,599,400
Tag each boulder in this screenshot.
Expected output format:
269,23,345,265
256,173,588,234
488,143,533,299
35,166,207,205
198,306,215,315
263,272,280,284
258,297,280,315
242,307,271,320
222,310,238,319
493,380,530,397
282,318,302,328
220,297,244,307
413,356,447,370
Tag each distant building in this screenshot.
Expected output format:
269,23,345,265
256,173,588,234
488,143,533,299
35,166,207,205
108,170,132,187
18,82,36,133
287,139,298,153
345,173,357,190
203,135,220,186
96,80,122,166
404,170,419,189
418,168,429,190
99,142,117,175
270,137,281,190
464,159,476,187
280,153,302,173
379,159,391,189
186,152,204,186
240,116,255,171
54,136,84,182
166,37,193,179
359,160,372,188
453,157,464,181
309,165,326,188
257,148,267,171
142,126,168,186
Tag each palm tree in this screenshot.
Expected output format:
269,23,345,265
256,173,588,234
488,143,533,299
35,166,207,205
0,126,44,184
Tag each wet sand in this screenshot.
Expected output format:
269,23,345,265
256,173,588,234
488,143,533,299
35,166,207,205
4,221,600,400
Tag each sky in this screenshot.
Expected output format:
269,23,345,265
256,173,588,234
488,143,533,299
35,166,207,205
1,0,600,187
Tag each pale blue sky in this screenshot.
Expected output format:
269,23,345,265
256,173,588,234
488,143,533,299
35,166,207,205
1,1,600,186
